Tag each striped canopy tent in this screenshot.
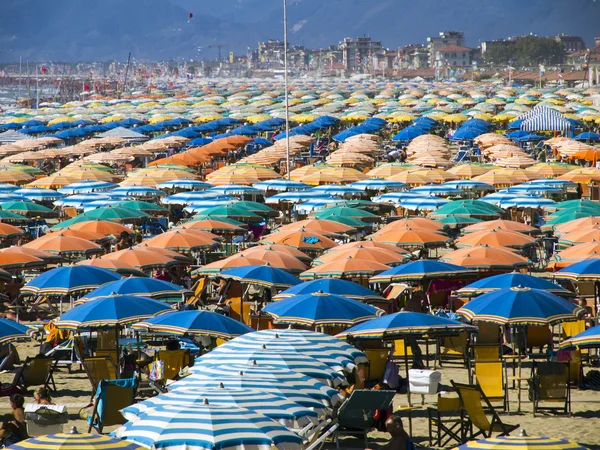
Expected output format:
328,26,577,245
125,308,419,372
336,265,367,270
519,105,572,133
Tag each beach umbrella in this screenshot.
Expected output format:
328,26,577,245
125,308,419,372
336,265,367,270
370,260,475,283
554,259,600,282
369,228,449,248
499,196,556,209
120,387,318,429
81,277,191,302
0,222,24,239
219,265,300,288
58,180,119,194
440,246,531,271
262,291,381,327
115,201,168,214
337,311,475,339
172,366,340,409
454,434,589,450
181,219,246,235
235,248,307,273
156,178,212,191
115,404,302,450
77,259,148,277
132,310,253,339
0,318,34,345
100,247,187,271
456,287,585,326
455,229,538,249
7,430,143,450
55,295,171,330
0,201,57,217
23,234,103,256
560,324,600,350
274,278,384,301
457,273,571,297
314,246,408,267
300,258,390,280
21,265,121,296
350,179,407,191
110,185,166,198
253,179,310,192
0,251,45,270
260,228,338,253
241,244,311,263
65,220,134,236
14,188,65,202
143,230,220,253
78,206,151,222
198,349,345,387
274,219,356,236
194,204,263,223
194,255,266,276
462,219,537,235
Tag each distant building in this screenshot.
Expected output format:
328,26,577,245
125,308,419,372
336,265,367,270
339,36,383,73
555,34,586,54
257,40,285,67
427,31,465,67
481,38,512,56
435,45,473,68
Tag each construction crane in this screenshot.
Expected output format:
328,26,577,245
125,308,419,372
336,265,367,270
207,44,227,61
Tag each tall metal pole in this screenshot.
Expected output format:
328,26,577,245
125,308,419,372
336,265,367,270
283,0,291,179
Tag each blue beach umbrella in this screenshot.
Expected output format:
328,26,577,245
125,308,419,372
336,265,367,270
443,180,494,192
120,387,318,429
370,260,475,283
21,266,122,296
337,311,475,339
262,291,381,327
309,185,364,197
457,287,585,325
559,324,600,349
0,183,19,193
350,179,407,192
499,196,555,209
81,277,191,302
274,278,384,301
54,295,171,330
162,191,223,206
14,188,65,202
115,404,302,450
219,265,300,288
0,318,35,345
208,185,263,196
132,310,253,339
110,186,166,198
554,259,600,282
253,179,310,192
457,273,571,297
54,194,112,209
400,196,451,211
58,181,119,195
410,185,462,196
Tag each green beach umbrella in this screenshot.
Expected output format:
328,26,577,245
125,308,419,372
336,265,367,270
313,206,378,220
435,216,484,227
116,201,168,214
233,201,278,217
0,201,56,216
195,204,263,223
82,206,151,221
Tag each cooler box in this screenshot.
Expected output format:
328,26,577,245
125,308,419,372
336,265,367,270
25,404,69,436
408,369,441,395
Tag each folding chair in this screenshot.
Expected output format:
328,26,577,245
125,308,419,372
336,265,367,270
526,325,552,357
155,349,193,381
333,389,396,449
391,338,413,364
81,356,118,393
438,332,469,368
87,377,136,433
450,381,519,440
472,345,501,362
13,356,57,392
528,361,570,417
427,394,466,447
95,349,119,367
363,349,389,383
474,361,508,412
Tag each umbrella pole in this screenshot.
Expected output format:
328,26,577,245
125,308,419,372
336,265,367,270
403,338,414,436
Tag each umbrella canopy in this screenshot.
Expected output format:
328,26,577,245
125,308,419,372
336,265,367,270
440,246,531,271
274,278,384,301
300,258,390,279
143,230,220,253
457,287,585,325
198,349,345,387
77,258,148,277
454,433,589,450
260,228,339,253
8,431,143,450
21,265,122,296
369,228,450,248
370,260,475,283
121,387,318,429
457,273,571,297
81,277,191,302
67,220,134,236
23,234,103,256
115,404,302,450
132,310,253,339
0,318,34,345
337,311,475,339
554,259,600,281
559,324,600,350
219,265,300,288
455,229,537,249
100,247,186,271
262,291,381,327
55,295,171,330
235,248,307,273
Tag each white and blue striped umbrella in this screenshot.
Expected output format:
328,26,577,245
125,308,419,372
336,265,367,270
0,193,28,203
54,193,112,209
162,191,223,206
309,184,365,198
528,178,577,188
157,178,213,191
0,183,19,193
14,188,66,202
176,363,341,408
253,179,310,192
264,192,329,205
111,186,166,198
350,179,407,192
240,329,367,363
116,404,302,450
83,200,121,211
215,338,354,373
372,192,424,205
480,192,520,206
410,185,462,197
400,196,450,211
208,185,263,196
506,183,564,195
499,196,556,209
120,386,318,429
197,350,346,387
443,180,494,192
57,180,118,194
293,198,341,215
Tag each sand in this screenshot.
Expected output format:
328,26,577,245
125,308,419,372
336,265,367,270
1,340,599,449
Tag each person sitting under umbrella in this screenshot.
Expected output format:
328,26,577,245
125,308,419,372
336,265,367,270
367,415,415,450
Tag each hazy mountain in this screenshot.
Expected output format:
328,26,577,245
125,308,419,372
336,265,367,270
0,0,598,62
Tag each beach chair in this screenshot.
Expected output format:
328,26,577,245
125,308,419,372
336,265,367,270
474,361,508,412
95,349,119,367
332,389,396,449
87,377,137,433
81,356,118,393
12,356,57,393
437,332,469,368
155,349,192,381
228,299,251,325
392,338,413,364
427,394,466,447
562,321,588,362
363,349,389,383
472,344,501,362
526,325,552,357
528,361,570,417
475,323,501,345
450,381,519,440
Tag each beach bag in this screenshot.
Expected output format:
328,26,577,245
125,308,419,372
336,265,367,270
149,360,164,381
383,356,400,389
